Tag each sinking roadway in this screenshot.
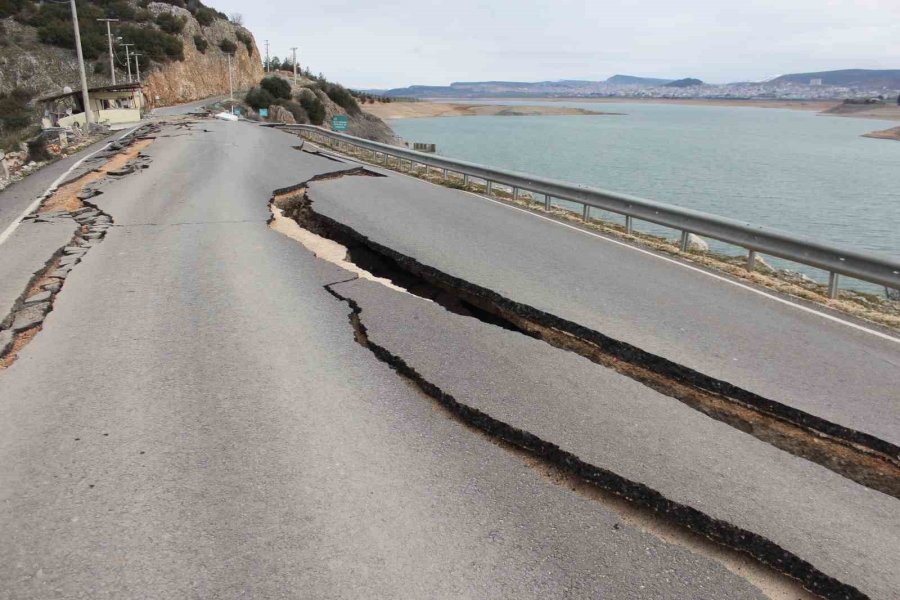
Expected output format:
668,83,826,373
0,119,897,599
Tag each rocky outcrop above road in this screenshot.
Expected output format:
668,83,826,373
141,3,263,108
0,2,262,108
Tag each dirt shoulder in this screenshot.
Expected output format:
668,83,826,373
362,102,622,119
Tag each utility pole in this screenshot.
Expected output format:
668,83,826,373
227,53,234,112
123,43,134,83
291,47,298,84
70,0,94,125
132,53,142,84
264,39,269,73
97,18,119,85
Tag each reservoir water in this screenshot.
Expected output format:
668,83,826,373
389,101,900,291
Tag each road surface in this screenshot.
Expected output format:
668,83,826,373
0,119,896,599
307,167,900,448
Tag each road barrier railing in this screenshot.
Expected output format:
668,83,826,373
281,124,900,297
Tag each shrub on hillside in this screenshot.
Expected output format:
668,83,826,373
0,0,29,19
27,136,52,162
119,24,184,62
0,87,34,134
155,12,186,34
322,82,360,115
260,76,291,100
193,35,208,53
218,38,237,55
273,99,308,124
299,93,325,125
235,29,253,55
194,6,216,25
244,87,274,111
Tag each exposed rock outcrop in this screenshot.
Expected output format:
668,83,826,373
0,2,262,109
141,4,263,108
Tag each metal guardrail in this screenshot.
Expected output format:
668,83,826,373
283,124,900,296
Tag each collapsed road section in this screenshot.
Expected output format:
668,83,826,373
269,174,900,600
272,172,900,498
0,126,157,368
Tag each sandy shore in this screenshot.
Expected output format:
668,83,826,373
362,102,621,119
862,125,900,141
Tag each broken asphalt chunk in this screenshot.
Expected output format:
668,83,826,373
12,303,50,332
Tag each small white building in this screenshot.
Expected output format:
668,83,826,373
39,83,145,130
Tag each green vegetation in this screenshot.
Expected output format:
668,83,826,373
273,99,308,123
260,76,291,100
218,38,237,55
321,82,360,114
235,29,253,55
193,34,207,53
119,24,183,62
0,87,36,152
193,6,216,25
155,12,186,35
0,0,230,63
299,93,325,125
244,87,274,111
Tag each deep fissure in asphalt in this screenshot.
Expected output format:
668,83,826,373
0,127,156,368
320,280,860,600
273,177,900,500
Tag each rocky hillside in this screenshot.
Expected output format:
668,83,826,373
0,1,262,107
243,71,399,145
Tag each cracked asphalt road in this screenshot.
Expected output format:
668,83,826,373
332,277,899,600
306,170,900,449
0,122,775,598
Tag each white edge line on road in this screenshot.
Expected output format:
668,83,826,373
0,124,142,248
309,142,900,345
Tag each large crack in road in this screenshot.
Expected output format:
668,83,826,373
265,172,900,599
0,125,158,368
272,171,900,499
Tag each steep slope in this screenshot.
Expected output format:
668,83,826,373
0,1,262,107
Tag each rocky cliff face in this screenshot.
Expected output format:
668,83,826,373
141,4,262,108
0,1,262,108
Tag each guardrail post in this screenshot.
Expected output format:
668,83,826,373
442,168,448,179
828,272,840,299
463,174,469,187
680,231,690,252
582,205,590,222
513,187,519,202
544,195,551,210
486,180,493,196
625,215,633,235
747,250,757,272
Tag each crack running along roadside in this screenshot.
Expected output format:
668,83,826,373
0,126,158,368
291,131,900,341
270,174,900,500
268,182,827,600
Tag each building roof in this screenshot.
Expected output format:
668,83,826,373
38,82,143,103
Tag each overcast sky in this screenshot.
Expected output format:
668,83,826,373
210,0,900,89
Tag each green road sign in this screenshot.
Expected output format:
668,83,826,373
259,107,268,118
332,115,349,131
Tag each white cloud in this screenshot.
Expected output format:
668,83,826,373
210,0,900,88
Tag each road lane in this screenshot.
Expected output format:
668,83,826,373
334,276,900,600
0,121,769,598
306,172,900,447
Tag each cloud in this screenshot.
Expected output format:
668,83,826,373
212,0,900,88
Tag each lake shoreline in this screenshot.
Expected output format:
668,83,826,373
362,102,623,120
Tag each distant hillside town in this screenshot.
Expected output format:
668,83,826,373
369,69,900,101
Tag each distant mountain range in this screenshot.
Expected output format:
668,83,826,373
366,69,899,98
768,69,900,88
